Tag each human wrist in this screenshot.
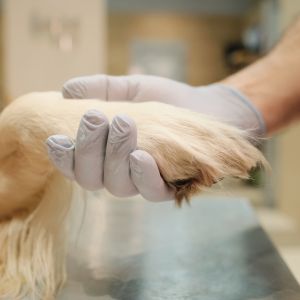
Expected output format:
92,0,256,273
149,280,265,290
194,84,266,138
221,55,300,134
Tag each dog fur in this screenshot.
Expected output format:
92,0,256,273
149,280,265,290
0,92,267,299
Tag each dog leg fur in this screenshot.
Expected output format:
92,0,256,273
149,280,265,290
0,92,268,298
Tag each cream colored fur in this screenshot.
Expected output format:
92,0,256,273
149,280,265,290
0,92,268,299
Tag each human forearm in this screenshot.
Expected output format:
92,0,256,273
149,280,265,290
222,19,300,134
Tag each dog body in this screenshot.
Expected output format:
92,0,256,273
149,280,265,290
0,92,267,298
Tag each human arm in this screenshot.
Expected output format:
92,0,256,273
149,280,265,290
223,17,300,133
47,78,264,201
47,18,300,201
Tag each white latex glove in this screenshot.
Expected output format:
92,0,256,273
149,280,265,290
46,75,265,201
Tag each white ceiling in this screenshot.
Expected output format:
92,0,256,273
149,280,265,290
108,0,257,15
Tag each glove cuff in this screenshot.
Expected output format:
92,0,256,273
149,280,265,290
197,84,266,138
218,84,266,135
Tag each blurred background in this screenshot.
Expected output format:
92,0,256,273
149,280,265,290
1,0,300,282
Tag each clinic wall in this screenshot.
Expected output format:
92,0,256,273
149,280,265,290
278,0,300,30
0,7,4,110
108,13,243,85
276,0,300,222
2,0,107,101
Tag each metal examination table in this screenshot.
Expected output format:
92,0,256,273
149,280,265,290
58,194,300,300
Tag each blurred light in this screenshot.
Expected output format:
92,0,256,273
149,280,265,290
59,34,73,52
30,14,79,52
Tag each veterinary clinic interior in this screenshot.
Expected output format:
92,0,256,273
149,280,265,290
1,0,300,299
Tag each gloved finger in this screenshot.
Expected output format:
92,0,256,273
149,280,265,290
62,75,138,101
104,114,138,197
130,150,175,202
46,135,75,180
74,110,109,190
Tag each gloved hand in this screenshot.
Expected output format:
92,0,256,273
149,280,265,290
46,75,265,201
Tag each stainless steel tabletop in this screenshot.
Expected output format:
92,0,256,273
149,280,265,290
57,191,300,300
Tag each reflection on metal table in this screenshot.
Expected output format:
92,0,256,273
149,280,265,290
58,193,300,300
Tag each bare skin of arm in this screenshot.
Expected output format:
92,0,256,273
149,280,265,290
222,18,300,134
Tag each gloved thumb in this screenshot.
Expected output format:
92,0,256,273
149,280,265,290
62,74,138,101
